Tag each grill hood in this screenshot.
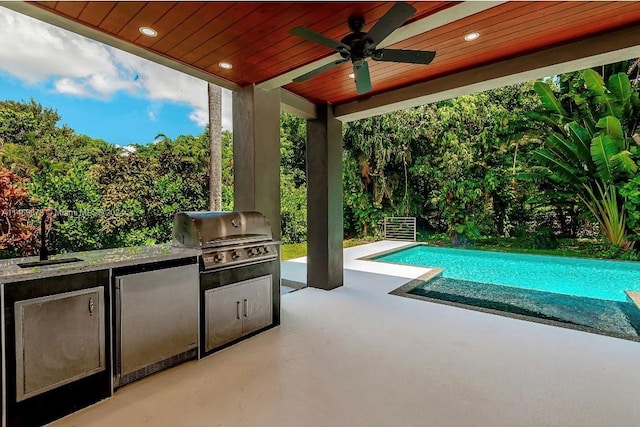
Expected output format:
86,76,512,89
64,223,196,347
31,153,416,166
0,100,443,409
172,211,272,249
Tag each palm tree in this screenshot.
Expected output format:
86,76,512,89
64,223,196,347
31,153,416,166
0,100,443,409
208,83,222,211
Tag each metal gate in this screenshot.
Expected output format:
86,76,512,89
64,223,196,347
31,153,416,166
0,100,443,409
383,217,416,241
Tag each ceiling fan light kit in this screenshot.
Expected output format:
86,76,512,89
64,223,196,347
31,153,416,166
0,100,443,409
289,1,436,95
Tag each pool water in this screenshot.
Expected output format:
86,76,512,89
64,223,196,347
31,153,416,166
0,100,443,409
375,245,640,302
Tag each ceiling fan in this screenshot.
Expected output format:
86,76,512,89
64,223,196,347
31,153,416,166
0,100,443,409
289,2,436,95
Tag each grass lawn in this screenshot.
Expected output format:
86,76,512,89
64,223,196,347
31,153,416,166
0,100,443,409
280,238,374,261
281,235,638,262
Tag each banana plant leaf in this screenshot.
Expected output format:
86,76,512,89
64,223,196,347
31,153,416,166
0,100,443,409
609,72,631,108
596,116,624,139
566,122,594,167
545,133,582,168
582,116,598,135
594,94,619,118
581,69,606,96
590,134,618,182
610,150,637,175
525,111,564,131
533,81,568,116
533,149,583,186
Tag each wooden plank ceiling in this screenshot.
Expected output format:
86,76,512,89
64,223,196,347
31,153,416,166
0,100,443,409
31,1,640,105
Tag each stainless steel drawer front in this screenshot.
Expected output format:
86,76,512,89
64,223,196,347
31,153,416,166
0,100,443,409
15,287,106,402
116,264,199,378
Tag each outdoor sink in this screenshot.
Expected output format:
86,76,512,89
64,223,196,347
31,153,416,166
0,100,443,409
17,258,84,268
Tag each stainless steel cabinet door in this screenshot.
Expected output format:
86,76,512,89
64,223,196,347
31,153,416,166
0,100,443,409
15,287,105,402
205,284,244,351
117,264,199,377
242,275,273,335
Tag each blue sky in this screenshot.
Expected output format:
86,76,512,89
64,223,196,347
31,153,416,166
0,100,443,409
0,6,232,147
0,71,205,145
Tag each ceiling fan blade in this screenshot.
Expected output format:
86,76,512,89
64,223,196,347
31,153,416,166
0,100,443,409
365,2,416,47
353,61,372,95
290,27,350,53
371,49,436,65
293,59,348,83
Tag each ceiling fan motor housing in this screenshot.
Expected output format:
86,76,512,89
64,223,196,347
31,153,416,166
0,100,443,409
348,16,365,33
340,32,371,61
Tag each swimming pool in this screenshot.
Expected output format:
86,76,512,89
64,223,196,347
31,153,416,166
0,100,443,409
375,245,640,302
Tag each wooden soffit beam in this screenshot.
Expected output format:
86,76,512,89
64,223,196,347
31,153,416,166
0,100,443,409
280,89,317,119
334,25,640,122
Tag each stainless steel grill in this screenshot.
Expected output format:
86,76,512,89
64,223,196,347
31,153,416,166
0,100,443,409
172,211,279,270
173,211,281,358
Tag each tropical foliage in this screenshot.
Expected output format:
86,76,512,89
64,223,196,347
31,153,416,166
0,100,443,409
2,59,640,259
0,168,38,256
343,83,543,242
0,99,230,256
279,112,308,243
528,67,640,248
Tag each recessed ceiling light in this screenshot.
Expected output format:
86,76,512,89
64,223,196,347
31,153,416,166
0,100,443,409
464,32,480,41
139,27,157,37
219,62,233,70
348,73,355,79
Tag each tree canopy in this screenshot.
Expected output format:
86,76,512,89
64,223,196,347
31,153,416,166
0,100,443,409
2,60,640,259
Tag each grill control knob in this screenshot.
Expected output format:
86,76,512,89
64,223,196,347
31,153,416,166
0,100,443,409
249,247,260,256
231,250,241,260
214,253,224,263
261,246,269,254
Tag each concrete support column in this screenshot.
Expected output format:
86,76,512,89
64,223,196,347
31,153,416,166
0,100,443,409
306,104,343,290
232,85,281,239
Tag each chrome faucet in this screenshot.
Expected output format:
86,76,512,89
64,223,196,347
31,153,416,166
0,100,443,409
39,209,56,261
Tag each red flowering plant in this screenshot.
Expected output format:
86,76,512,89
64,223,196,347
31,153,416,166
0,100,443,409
0,167,39,258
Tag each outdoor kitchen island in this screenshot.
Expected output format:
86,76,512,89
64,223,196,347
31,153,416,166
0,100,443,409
0,240,281,427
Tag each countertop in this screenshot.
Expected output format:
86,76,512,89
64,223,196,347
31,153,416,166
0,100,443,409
0,244,201,283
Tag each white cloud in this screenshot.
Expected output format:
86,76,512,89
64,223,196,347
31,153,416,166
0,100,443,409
119,145,137,156
222,89,233,130
0,6,233,130
189,108,208,127
0,9,120,85
54,78,90,97
187,88,233,129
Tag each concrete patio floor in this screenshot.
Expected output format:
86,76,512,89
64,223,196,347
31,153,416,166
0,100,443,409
50,241,640,427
